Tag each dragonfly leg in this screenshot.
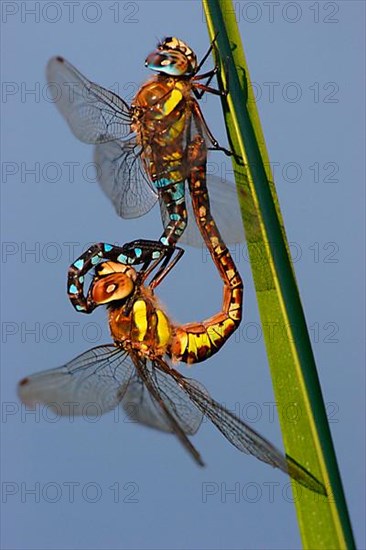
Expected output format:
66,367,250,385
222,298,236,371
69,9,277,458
192,66,226,100
121,239,185,289
194,31,220,74
195,35,217,73
149,246,185,291
193,67,218,82
192,80,226,100
191,100,234,157
193,36,229,99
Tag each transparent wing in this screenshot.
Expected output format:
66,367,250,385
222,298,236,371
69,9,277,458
47,56,133,143
124,357,205,465
176,374,326,494
94,140,158,219
121,360,203,435
18,345,133,416
160,174,246,247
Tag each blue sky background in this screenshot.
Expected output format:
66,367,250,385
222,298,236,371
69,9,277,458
1,1,365,549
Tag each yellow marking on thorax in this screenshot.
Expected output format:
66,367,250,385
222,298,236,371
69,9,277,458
163,88,183,116
162,152,182,168
166,151,183,161
132,300,148,341
156,309,171,347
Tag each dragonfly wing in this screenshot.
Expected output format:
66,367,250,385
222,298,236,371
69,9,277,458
200,174,246,245
159,175,246,247
124,357,205,466
18,345,133,416
46,56,132,143
122,376,173,432
121,360,203,435
178,375,326,494
94,141,158,219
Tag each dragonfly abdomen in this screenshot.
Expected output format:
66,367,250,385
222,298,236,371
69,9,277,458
169,280,242,365
170,309,237,365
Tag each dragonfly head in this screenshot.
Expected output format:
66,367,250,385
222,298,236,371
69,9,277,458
89,262,137,306
145,37,197,77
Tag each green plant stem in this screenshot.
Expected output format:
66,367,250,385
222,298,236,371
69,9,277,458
202,1,355,548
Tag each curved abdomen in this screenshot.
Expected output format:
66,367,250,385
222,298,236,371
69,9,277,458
169,134,244,364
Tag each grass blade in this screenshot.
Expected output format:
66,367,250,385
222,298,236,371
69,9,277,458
202,1,355,547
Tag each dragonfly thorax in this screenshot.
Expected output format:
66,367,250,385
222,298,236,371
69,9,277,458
104,283,173,357
132,77,191,122
131,78,191,180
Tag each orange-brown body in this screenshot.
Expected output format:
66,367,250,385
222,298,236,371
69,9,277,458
132,76,194,183
90,260,241,366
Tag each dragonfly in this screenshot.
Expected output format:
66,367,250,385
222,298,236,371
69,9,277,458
66,139,244,335
46,37,245,272
18,242,326,495
68,237,242,362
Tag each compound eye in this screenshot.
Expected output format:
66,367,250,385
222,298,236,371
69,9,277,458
91,273,134,305
161,58,172,68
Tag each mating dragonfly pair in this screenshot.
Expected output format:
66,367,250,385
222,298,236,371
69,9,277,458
18,37,326,495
